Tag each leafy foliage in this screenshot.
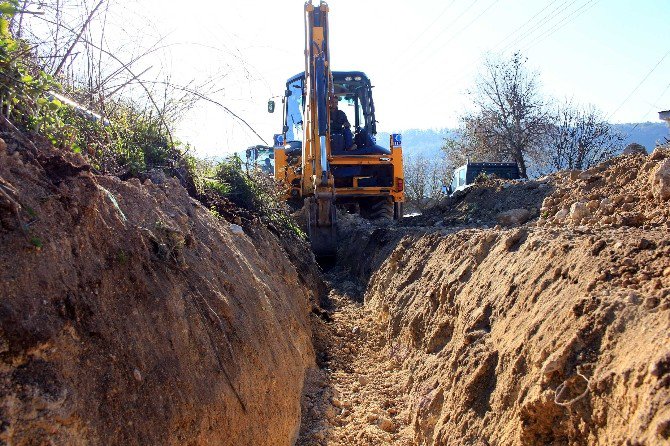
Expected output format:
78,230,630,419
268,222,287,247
0,5,65,141
0,6,201,193
1,4,299,241
211,155,304,238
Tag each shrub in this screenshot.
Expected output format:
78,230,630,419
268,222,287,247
210,155,304,238
0,4,64,141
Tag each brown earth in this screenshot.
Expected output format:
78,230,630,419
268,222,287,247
2,124,670,446
363,226,670,445
297,271,414,446
298,148,670,445
410,177,552,229
538,147,670,229
0,134,316,445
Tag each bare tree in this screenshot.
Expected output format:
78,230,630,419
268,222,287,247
542,101,623,172
454,52,550,178
442,111,511,166
404,155,450,212
12,0,266,147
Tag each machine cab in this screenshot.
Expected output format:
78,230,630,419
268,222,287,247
448,162,521,195
245,145,275,176
283,71,388,155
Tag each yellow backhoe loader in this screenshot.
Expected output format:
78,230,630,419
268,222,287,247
269,1,404,257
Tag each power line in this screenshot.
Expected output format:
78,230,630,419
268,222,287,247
608,48,670,121
397,0,457,58
430,0,501,58
498,0,581,54
401,0,481,69
629,82,670,131
492,0,565,51
426,0,601,100
522,0,600,52
393,0,500,83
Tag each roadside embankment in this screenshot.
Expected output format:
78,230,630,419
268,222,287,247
0,137,316,445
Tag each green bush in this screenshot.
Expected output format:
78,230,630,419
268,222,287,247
211,155,304,238
0,4,64,141
0,5,192,184
0,5,300,240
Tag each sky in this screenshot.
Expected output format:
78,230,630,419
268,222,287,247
103,0,670,157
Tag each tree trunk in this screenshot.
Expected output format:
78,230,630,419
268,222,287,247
517,154,528,178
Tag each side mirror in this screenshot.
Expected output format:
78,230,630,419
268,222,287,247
268,100,275,113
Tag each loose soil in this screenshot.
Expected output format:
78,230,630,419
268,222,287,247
297,271,414,446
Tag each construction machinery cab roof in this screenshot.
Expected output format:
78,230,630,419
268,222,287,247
449,162,521,195
286,71,371,85
284,71,377,139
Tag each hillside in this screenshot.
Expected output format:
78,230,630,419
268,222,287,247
377,122,669,160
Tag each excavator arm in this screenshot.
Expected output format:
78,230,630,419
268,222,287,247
303,1,337,258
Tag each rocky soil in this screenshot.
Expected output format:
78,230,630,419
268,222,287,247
538,147,670,229
0,134,316,445
298,147,670,445
297,274,414,446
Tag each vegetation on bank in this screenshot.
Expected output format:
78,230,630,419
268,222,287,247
0,2,300,237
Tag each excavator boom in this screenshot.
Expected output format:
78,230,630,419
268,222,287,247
303,1,337,257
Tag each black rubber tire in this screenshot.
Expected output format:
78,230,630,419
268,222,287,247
368,199,394,221
394,202,404,220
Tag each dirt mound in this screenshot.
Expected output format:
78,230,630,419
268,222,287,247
0,136,315,445
408,177,552,228
311,150,670,445
406,147,670,233
538,146,670,229
363,226,669,445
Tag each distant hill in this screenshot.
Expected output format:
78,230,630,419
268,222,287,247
614,122,669,150
377,122,669,160
376,128,457,159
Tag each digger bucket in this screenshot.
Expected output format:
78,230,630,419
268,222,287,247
307,196,337,259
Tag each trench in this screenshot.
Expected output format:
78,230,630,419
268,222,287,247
295,219,452,445
3,137,669,446
294,207,670,446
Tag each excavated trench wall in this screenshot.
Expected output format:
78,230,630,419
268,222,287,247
337,149,670,445
0,143,315,445
363,227,669,445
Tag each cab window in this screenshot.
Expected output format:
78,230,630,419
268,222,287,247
458,168,466,186
285,80,304,142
